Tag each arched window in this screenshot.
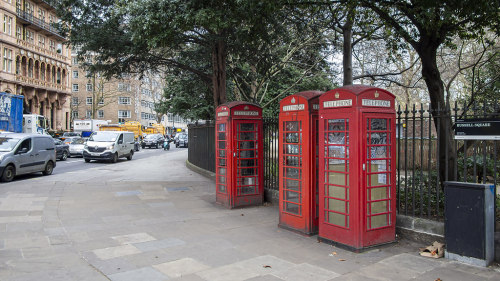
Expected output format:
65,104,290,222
40,63,46,81
56,68,61,84
28,58,34,78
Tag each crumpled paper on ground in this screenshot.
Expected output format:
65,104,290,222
419,241,444,258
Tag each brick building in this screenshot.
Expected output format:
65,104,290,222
70,50,164,128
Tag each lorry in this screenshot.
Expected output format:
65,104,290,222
121,121,144,140
0,92,24,133
1,92,51,135
23,114,50,135
73,119,109,137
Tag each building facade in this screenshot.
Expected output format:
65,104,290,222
70,51,165,128
0,0,71,131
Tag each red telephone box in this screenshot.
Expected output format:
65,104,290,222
318,85,396,250
215,102,264,209
278,91,323,235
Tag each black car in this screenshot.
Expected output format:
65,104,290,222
141,134,165,149
176,133,188,148
54,138,70,161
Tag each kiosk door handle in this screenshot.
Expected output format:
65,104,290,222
234,152,236,157
363,163,366,171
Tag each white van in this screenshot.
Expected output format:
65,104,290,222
83,131,135,163
0,133,56,182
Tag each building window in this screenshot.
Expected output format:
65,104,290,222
16,25,22,40
3,15,12,36
72,111,79,119
98,98,104,105
72,84,79,92
72,57,78,65
117,83,131,92
86,83,93,91
86,97,93,105
86,110,92,118
72,97,78,105
118,110,131,118
72,70,79,78
38,35,45,48
97,110,104,118
38,8,45,22
118,96,131,105
49,40,55,51
3,48,12,73
26,30,34,44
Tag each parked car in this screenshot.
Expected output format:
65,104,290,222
0,133,56,182
176,133,188,148
141,134,165,149
53,138,70,161
68,138,86,157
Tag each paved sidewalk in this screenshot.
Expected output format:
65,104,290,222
0,150,498,280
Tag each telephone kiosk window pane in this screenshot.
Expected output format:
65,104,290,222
285,121,299,132
285,156,301,167
218,132,226,140
239,150,255,158
218,185,227,193
239,141,255,149
285,144,300,155
239,132,256,140
218,123,226,132
286,179,300,191
285,167,301,179
218,167,226,175
239,159,255,167
239,168,256,176
328,119,349,131
240,123,255,131
218,141,226,149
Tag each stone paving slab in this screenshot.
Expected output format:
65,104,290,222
153,257,211,278
92,244,142,260
112,232,157,245
108,267,167,281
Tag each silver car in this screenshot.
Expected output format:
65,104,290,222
68,138,86,157
0,133,56,182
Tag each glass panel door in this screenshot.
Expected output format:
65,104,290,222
366,117,392,229
216,122,228,195
324,118,350,228
236,122,259,195
282,120,302,215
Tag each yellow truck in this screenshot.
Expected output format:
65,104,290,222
143,123,165,136
121,121,144,140
98,124,124,132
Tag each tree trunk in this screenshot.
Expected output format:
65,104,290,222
419,46,457,184
212,38,227,107
342,8,354,86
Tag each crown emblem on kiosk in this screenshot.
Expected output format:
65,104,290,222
291,97,296,104
335,93,340,98
244,106,249,110
375,91,379,98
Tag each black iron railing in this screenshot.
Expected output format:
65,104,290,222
187,122,215,173
16,8,63,38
